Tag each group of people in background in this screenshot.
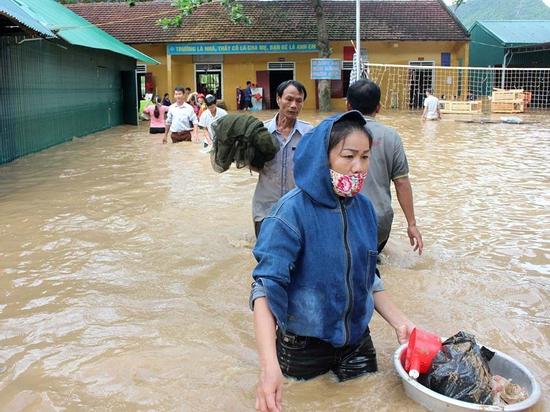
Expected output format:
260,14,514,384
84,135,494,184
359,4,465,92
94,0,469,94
143,86,227,150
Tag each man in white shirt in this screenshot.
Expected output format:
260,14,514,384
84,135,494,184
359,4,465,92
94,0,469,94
163,86,198,143
198,94,228,149
422,88,441,121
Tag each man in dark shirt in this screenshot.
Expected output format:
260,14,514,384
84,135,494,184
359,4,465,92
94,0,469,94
244,81,253,110
347,79,423,256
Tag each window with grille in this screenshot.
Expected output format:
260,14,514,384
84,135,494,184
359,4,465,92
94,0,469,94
267,62,295,71
195,64,223,99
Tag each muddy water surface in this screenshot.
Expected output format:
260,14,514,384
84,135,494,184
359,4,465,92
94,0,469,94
0,110,548,411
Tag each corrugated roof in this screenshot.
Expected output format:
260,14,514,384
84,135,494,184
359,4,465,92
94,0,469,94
67,0,469,44
474,20,550,46
1,0,56,37
6,0,158,64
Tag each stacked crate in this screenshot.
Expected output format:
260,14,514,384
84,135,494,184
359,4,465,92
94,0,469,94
439,100,482,114
491,89,525,113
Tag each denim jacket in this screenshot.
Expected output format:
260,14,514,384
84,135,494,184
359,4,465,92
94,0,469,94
251,111,380,347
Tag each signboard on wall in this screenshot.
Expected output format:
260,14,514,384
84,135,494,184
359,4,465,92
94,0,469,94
311,58,342,80
168,42,318,55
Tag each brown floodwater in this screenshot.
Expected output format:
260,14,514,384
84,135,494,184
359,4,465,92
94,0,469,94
0,110,548,411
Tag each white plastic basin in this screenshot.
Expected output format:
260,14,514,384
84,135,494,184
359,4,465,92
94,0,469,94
393,343,542,411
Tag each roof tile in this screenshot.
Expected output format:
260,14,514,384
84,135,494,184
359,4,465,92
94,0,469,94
67,0,468,44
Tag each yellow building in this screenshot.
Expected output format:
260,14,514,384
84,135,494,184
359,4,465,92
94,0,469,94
69,0,469,111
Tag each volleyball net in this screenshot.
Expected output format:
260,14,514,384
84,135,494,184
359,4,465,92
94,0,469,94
363,63,550,112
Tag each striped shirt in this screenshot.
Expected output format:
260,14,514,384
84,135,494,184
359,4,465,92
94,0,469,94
252,115,313,222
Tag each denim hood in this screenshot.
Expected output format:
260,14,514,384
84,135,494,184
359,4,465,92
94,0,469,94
294,110,366,209
252,111,380,347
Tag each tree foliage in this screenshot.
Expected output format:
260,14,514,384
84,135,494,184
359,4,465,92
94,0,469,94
124,0,250,27
452,0,465,9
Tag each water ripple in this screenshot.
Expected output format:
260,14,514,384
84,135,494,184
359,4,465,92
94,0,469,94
0,112,548,410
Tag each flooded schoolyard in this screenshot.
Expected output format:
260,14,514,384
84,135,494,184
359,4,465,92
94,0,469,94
0,110,548,411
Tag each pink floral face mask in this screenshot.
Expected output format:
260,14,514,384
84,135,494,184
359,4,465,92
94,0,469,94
330,169,367,197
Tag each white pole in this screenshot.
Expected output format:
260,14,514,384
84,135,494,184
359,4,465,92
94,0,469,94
355,0,361,81
501,50,510,89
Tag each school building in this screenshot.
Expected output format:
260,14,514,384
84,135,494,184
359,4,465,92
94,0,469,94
68,0,469,111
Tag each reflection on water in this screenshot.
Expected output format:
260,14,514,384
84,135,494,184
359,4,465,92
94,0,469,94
0,111,548,411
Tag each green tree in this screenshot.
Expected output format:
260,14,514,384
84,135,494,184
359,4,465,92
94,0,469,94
452,0,465,9
129,0,333,111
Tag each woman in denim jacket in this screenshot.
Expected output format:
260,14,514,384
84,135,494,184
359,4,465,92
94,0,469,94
250,111,415,412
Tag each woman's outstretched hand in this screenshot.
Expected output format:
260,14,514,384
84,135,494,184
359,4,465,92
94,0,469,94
395,321,416,345
256,365,283,412
373,290,415,345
